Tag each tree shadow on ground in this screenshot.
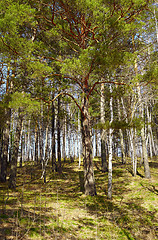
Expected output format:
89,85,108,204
0,159,158,240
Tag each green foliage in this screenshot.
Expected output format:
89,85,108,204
95,117,144,130
9,92,40,116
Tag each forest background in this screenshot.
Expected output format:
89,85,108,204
0,0,158,239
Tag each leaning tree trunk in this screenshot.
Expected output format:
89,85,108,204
81,95,96,196
9,109,23,189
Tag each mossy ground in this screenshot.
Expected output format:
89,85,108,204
0,156,158,239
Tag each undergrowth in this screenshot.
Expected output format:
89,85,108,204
0,157,158,239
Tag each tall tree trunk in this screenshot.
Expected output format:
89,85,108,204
78,110,81,168
100,83,107,172
141,122,151,178
137,87,151,179
130,128,137,176
1,64,11,182
154,7,158,43
27,119,31,161
62,113,66,162
57,97,62,173
108,85,113,199
0,109,10,182
117,98,126,164
19,120,24,168
9,109,23,189
51,97,56,170
147,105,156,156
95,129,98,157
81,95,96,196
43,117,49,183
34,122,38,164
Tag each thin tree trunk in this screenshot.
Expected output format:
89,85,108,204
108,85,113,199
147,105,156,156
130,128,137,176
57,97,62,173
100,83,107,172
51,98,56,171
117,98,126,164
62,114,66,162
154,7,158,43
27,119,31,161
141,122,151,178
78,110,81,168
95,129,98,157
19,120,24,168
34,122,38,164
43,118,49,183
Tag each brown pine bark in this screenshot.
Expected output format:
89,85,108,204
81,95,96,196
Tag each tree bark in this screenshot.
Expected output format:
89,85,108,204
108,85,113,199
57,97,62,173
19,120,24,168
51,98,56,170
95,129,98,157
100,83,107,172
81,95,96,196
141,124,151,178
117,98,126,164
34,122,38,164
62,113,66,162
0,109,10,182
9,109,23,189
78,110,81,168
137,87,151,179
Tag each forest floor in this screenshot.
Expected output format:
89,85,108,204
0,156,158,240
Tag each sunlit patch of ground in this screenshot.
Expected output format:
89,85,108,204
0,156,158,239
